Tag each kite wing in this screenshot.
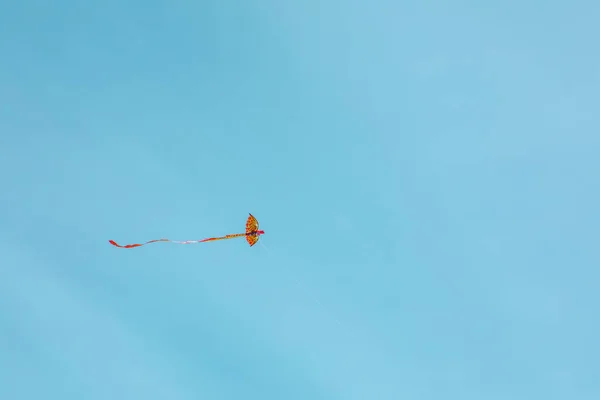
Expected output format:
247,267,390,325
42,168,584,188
245,213,260,247
246,235,259,247
246,213,259,234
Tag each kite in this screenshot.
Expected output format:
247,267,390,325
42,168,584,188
109,213,265,249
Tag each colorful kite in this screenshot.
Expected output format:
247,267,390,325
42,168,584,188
109,213,265,249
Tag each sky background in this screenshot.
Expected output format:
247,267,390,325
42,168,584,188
1,0,599,399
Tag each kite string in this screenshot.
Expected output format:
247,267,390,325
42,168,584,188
259,241,343,327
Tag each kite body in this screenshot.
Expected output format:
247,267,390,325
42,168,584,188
109,213,265,249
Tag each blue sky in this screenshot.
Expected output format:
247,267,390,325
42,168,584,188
1,0,599,399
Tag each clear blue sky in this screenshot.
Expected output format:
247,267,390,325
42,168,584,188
1,1,599,399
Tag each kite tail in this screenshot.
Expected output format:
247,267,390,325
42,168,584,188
108,238,169,248
109,233,247,249
198,233,246,243
108,238,212,248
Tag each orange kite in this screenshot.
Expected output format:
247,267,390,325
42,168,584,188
109,213,265,249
